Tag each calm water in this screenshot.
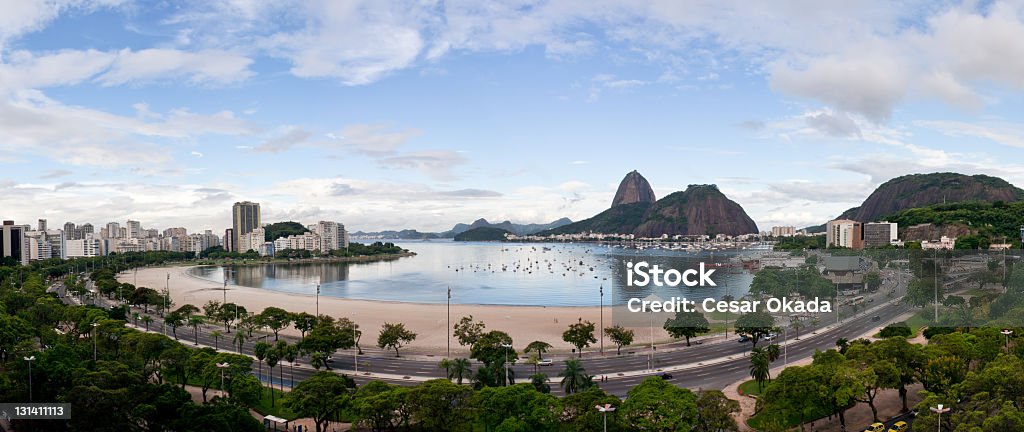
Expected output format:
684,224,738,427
188,241,756,306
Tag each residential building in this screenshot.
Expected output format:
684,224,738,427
309,221,349,252
1,221,30,265
239,227,265,253
44,230,66,259
224,228,234,252
66,237,102,258
232,201,261,253
164,227,188,238
126,220,141,238
273,232,320,252
106,222,121,239
63,222,77,240
37,219,47,232
863,222,898,247
922,236,956,250
771,226,796,237
80,223,94,239
826,219,863,249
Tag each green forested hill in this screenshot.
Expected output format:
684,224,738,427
887,201,1024,242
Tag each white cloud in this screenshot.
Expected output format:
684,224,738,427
330,123,422,156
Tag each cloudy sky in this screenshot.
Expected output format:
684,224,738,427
2,0,1024,233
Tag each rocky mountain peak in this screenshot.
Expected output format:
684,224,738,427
611,170,656,207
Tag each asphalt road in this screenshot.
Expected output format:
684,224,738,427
53,268,913,399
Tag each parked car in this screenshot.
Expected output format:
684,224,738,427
887,421,908,432
862,422,886,432
538,358,554,366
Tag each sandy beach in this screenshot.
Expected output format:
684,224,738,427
121,266,676,355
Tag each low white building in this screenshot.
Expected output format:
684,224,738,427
921,236,956,250
66,237,102,258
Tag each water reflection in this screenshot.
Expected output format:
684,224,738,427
188,241,756,306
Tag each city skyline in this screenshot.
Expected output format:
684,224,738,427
3,1,1024,232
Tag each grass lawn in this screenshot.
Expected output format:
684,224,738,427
252,386,298,420
905,309,933,335
738,379,765,397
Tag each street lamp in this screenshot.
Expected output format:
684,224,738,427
930,403,950,432
500,343,513,387
447,286,452,359
92,322,100,361
1002,329,1013,353
315,283,320,317
599,285,604,354
24,356,35,402
216,362,230,397
595,403,616,432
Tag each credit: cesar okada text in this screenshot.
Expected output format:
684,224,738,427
624,261,833,314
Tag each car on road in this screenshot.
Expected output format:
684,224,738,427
658,373,673,380
325,356,335,363
871,315,881,322
737,335,750,343
887,421,908,432
538,359,554,366
862,422,886,432
764,333,778,342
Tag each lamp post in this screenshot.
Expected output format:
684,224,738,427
599,284,604,354
595,404,615,432
783,323,788,366
500,343,513,387
1002,329,1013,353
315,283,320,317
447,286,451,359
216,362,230,397
934,249,939,322
353,312,358,375
930,403,950,432
24,356,35,403
92,322,100,361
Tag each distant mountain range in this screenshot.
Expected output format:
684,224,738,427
352,217,573,239
805,172,1024,232
540,171,758,237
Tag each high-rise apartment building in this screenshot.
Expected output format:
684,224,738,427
771,226,796,237
224,228,234,252
232,201,261,251
826,219,863,249
863,222,898,248
1,221,30,265
126,220,141,238
63,222,77,240
239,227,265,253
309,221,349,252
80,223,94,239
38,219,47,232
106,222,120,239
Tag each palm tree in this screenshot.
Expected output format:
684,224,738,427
187,315,204,345
265,349,280,406
232,330,246,354
439,358,472,384
166,313,184,340
254,341,271,394
310,351,327,370
749,348,770,391
790,319,805,339
765,344,781,363
559,359,590,394
141,315,153,331
210,330,222,350
132,312,140,327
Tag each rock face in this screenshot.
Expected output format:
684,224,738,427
611,170,656,207
850,173,1023,222
540,179,758,237
633,185,759,237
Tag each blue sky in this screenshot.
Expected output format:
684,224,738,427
2,0,1024,233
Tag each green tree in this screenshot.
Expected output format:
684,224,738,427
605,324,635,354
694,390,740,432
292,311,317,340
663,310,710,346
453,315,486,349
253,341,271,392
377,322,417,357
530,373,551,394
353,380,410,431
141,314,153,331
188,315,205,345
749,348,771,391
439,357,473,384
864,271,882,291
558,358,592,395
734,311,776,351
165,311,184,340
264,348,280,406
258,307,292,341
620,376,698,431
406,379,473,431
210,330,222,350
562,319,597,357
232,330,246,354
560,387,621,431
471,330,515,367
472,383,561,431
524,340,552,361
283,371,356,432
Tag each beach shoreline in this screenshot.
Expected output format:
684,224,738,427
121,265,676,354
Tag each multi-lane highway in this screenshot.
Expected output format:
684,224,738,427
55,268,912,397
